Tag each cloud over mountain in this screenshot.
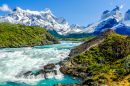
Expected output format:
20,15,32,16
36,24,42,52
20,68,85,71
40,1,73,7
0,4,12,12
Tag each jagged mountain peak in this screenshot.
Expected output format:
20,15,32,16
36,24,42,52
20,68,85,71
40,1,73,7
112,6,120,11
12,7,53,16
101,6,123,20
44,8,51,12
103,10,110,14
13,7,22,12
124,9,130,21
126,9,130,13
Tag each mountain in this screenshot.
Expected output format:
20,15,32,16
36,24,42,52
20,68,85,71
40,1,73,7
0,23,59,48
67,6,130,38
0,6,130,38
0,7,71,36
69,24,93,34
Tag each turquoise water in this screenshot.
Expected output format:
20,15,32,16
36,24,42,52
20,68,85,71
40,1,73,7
0,41,83,86
6,75,82,86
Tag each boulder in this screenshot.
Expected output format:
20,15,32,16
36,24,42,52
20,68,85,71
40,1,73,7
59,61,64,66
23,71,34,78
60,66,69,74
44,64,55,69
36,70,45,76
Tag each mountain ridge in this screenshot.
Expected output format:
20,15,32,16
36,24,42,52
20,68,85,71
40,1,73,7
0,6,130,38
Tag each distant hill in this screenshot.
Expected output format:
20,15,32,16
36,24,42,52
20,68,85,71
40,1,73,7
0,23,59,48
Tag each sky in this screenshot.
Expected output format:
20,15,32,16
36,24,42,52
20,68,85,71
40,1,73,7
0,0,129,26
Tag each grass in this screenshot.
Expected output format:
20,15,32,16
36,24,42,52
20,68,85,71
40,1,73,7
0,23,58,48
57,37,94,41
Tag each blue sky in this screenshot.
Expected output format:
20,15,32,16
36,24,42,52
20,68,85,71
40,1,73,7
0,0,129,26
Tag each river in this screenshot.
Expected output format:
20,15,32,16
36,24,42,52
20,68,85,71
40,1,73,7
0,41,83,86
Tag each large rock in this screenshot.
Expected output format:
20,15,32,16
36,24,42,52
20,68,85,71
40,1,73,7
23,71,35,78
69,29,116,60
36,70,45,75
60,66,69,74
44,64,55,69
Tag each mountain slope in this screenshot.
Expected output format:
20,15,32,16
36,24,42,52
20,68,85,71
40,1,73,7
0,23,59,48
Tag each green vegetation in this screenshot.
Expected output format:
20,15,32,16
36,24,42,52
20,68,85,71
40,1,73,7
58,37,94,41
72,33,130,85
48,30,65,38
0,23,59,48
67,33,97,38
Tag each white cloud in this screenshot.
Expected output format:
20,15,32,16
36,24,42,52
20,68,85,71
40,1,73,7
0,4,12,12
120,4,125,9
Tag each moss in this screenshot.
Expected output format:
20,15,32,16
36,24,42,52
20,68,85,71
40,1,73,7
0,23,59,48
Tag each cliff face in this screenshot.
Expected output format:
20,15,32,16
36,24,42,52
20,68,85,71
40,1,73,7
0,23,59,48
69,29,116,59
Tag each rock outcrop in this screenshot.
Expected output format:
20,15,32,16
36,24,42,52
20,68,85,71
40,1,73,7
68,29,116,60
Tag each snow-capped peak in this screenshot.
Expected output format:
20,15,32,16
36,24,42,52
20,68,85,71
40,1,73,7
101,6,123,20
44,8,51,12
124,9,130,26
